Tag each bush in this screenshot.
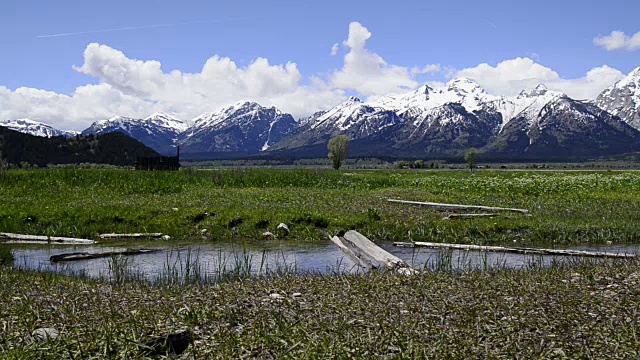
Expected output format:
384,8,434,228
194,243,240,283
0,246,13,266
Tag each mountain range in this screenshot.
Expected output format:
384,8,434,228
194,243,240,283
3,67,640,159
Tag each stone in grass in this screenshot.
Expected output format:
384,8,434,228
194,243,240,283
270,293,284,300
262,231,276,239
143,329,194,356
276,223,290,237
162,235,171,241
33,328,58,342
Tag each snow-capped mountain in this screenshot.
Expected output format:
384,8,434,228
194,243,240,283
594,67,640,130
5,66,640,159
274,75,640,157
0,119,78,138
488,94,640,157
273,97,401,151
178,102,297,154
82,112,187,155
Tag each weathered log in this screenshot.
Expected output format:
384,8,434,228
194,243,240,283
328,235,372,269
99,233,163,239
50,248,165,262
442,213,500,220
388,199,529,214
331,230,417,274
0,232,96,245
393,242,636,259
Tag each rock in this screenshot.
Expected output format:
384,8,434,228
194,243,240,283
262,231,275,239
143,329,194,356
292,292,302,298
161,235,171,241
276,223,290,236
200,229,208,235
33,327,58,342
269,293,284,300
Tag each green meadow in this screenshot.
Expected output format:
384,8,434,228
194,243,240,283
1,168,640,245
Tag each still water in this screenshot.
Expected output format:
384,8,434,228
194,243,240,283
10,240,640,282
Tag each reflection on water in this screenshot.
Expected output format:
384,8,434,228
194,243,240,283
10,240,640,282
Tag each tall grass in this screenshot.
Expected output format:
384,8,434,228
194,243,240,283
2,256,639,358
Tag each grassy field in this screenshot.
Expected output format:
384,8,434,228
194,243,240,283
2,258,640,358
2,168,640,245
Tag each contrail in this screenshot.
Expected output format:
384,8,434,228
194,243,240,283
36,18,257,39
485,17,498,29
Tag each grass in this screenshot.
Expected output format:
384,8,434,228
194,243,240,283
2,168,640,245
1,258,640,358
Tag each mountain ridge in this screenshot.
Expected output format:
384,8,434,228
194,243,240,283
4,67,640,159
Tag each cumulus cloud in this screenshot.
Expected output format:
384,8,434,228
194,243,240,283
0,83,161,131
0,22,630,131
329,22,419,96
0,43,345,130
455,57,624,99
594,31,640,51
330,43,339,56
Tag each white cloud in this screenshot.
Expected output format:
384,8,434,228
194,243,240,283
329,22,419,96
594,31,640,51
0,83,160,131
330,43,339,56
411,64,441,75
0,43,345,130
455,57,624,99
0,22,630,132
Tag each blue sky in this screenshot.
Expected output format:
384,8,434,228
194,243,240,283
1,0,638,130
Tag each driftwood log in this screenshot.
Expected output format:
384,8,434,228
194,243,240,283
393,241,636,259
388,199,529,214
99,233,163,239
442,213,500,220
0,232,96,245
331,230,417,274
50,248,165,262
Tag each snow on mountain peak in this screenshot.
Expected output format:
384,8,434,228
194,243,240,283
144,111,188,131
344,96,363,105
517,84,562,99
446,78,484,93
0,118,77,138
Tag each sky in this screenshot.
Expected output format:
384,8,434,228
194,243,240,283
0,0,639,130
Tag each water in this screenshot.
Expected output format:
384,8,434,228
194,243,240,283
10,240,640,282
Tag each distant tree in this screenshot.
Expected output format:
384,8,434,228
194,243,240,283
464,148,479,171
327,135,350,170
0,151,7,178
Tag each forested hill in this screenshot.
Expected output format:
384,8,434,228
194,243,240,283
0,126,159,167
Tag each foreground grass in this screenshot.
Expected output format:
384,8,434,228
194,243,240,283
2,168,640,245
2,260,640,358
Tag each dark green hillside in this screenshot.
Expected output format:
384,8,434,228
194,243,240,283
0,126,159,167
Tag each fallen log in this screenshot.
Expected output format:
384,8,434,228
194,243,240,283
331,230,417,274
388,199,529,214
99,233,163,239
50,248,165,262
442,213,500,220
393,241,636,259
0,232,96,245
328,234,372,269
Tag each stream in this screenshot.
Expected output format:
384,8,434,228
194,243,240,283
9,241,640,282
